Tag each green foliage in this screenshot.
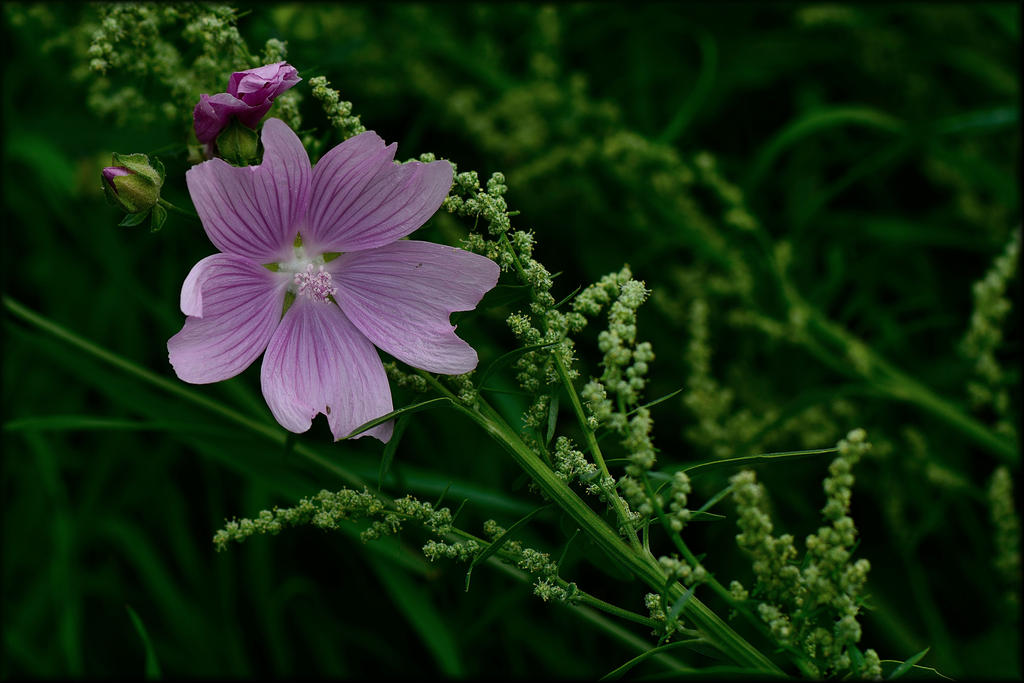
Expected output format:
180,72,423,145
730,430,879,678
3,2,1019,679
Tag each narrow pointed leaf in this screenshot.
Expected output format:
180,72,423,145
667,585,696,625
125,605,162,679
341,397,452,439
465,502,554,592
680,448,837,476
887,648,932,680
600,639,704,681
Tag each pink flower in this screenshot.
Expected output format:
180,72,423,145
168,119,499,442
193,62,301,144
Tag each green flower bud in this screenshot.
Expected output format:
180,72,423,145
102,152,164,214
216,118,260,166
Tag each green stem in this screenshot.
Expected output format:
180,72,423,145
3,296,360,486
553,355,642,551
4,297,700,670
640,474,817,677
430,380,781,673
158,198,200,222
803,303,1016,463
766,251,1015,464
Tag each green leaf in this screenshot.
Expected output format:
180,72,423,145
692,484,735,517
553,284,582,309
545,392,560,446
378,415,410,490
340,397,452,439
477,341,560,390
886,648,933,680
747,106,905,190
599,639,706,680
3,415,195,433
118,210,150,227
679,448,837,476
125,605,162,679
666,585,696,625
628,388,684,415
465,503,554,592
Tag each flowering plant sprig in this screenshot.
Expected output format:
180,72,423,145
77,16,915,676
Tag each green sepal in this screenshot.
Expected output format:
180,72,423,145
149,203,168,232
118,209,151,227
216,119,260,166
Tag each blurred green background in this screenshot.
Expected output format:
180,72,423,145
2,3,1019,679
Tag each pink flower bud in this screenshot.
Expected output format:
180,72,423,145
193,62,301,145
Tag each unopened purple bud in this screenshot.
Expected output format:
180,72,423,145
228,62,301,106
193,62,301,147
102,166,134,192
101,153,164,214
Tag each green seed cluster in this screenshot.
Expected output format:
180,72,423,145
552,436,597,484
422,539,481,562
573,266,669,521
684,297,766,460
643,592,685,640
962,228,1020,441
988,466,1021,607
729,429,880,679
447,166,582,442
213,488,454,550
308,75,366,141
85,4,254,127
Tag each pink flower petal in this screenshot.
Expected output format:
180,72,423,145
168,254,289,384
186,118,311,262
329,241,499,374
260,297,394,442
193,92,253,144
305,132,453,253
228,62,301,106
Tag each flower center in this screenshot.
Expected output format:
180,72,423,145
273,242,338,304
293,263,336,303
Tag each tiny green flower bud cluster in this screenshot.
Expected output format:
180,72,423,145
644,592,684,640
308,75,366,141
85,4,254,128
729,429,879,678
683,297,767,460
961,228,1020,441
533,578,578,603
445,170,513,251
658,555,706,586
446,167,580,446
213,488,455,551
444,372,479,405
422,539,481,562
988,466,1021,607
574,268,665,520
693,151,759,233
383,361,429,393
553,436,597,483
665,471,694,532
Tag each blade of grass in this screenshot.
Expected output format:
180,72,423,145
368,555,463,677
600,640,704,680
125,605,162,679
342,397,452,440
